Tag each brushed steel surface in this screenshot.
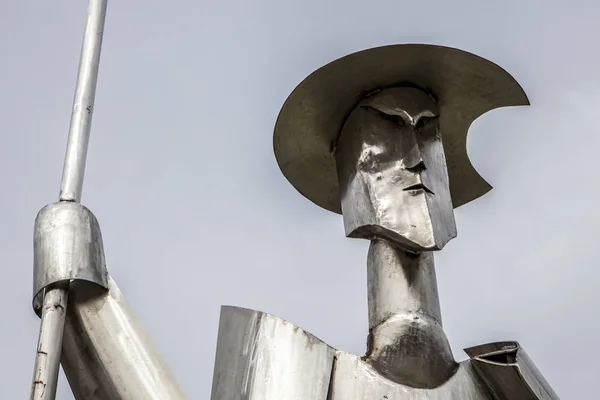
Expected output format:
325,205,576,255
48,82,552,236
32,202,108,315
209,312,558,399
273,44,529,213
30,1,108,398
30,1,191,398
336,87,456,252
59,0,107,202
259,44,558,399
30,285,69,400
336,86,458,388
367,239,442,329
60,276,189,400
365,239,456,388
465,342,559,400
210,306,335,400
329,351,492,399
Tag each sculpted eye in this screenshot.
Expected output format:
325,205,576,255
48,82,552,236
415,116,430,130
415,116,441,141
362,105,405,127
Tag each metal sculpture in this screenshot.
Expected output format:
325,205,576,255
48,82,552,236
210,45,560,399
29,1,187,399
27,2,559,399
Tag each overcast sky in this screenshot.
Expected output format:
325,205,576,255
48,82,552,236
2,0,599,398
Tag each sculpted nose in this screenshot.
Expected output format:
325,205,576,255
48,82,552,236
406,159,426,173
404,145,426,172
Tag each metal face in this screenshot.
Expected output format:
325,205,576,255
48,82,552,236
336,87,456,252
210,306,335,400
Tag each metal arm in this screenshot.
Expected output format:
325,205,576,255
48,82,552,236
30,2,188,399
30,1,107,399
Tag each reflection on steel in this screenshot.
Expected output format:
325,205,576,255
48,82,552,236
30,1,107,398
466,342,560,399
365,239,455,388
59,0,107,203
273,44,529,213
329,351,491,399
210,307,335,400
60,277,189,399
32,202,108,315
336,87,456,252
30,1,187,399
328,342,559,399
211,44,558,399
30,285,69,400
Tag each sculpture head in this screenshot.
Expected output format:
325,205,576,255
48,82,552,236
335,87,456,252
273,44,530,237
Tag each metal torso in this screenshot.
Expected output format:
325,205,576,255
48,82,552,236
211,311,557,399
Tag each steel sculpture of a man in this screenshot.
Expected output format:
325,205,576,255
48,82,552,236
210,45,560,399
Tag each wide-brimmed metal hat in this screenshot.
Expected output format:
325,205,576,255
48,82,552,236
273,44,529,214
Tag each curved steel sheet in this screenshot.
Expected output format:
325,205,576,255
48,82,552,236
33,202,108,315
329,351,492,399
210,306,335,400
465,341,560,400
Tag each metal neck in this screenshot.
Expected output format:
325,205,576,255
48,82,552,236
365,238,456,389
367,238,442,330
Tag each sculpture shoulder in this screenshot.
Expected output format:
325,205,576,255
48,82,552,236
210,306,335,400
210,308,557,400
329,351,492,400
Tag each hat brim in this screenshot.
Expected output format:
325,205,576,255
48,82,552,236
273,44,529,214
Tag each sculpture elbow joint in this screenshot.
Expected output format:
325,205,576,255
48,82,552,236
33,202,109,316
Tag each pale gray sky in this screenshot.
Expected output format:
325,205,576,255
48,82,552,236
2,0,599,398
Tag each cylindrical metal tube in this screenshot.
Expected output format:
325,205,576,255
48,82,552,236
365,238,456,388
59,0,108,202
367,238,442,329
30,286,69,400
31,1,109,398
61,277,189,400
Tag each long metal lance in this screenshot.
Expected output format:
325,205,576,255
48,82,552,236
30,1,108,399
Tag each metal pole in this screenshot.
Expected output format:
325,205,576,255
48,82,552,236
30,285,69,400
60,0,107,203
30,1,107,399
